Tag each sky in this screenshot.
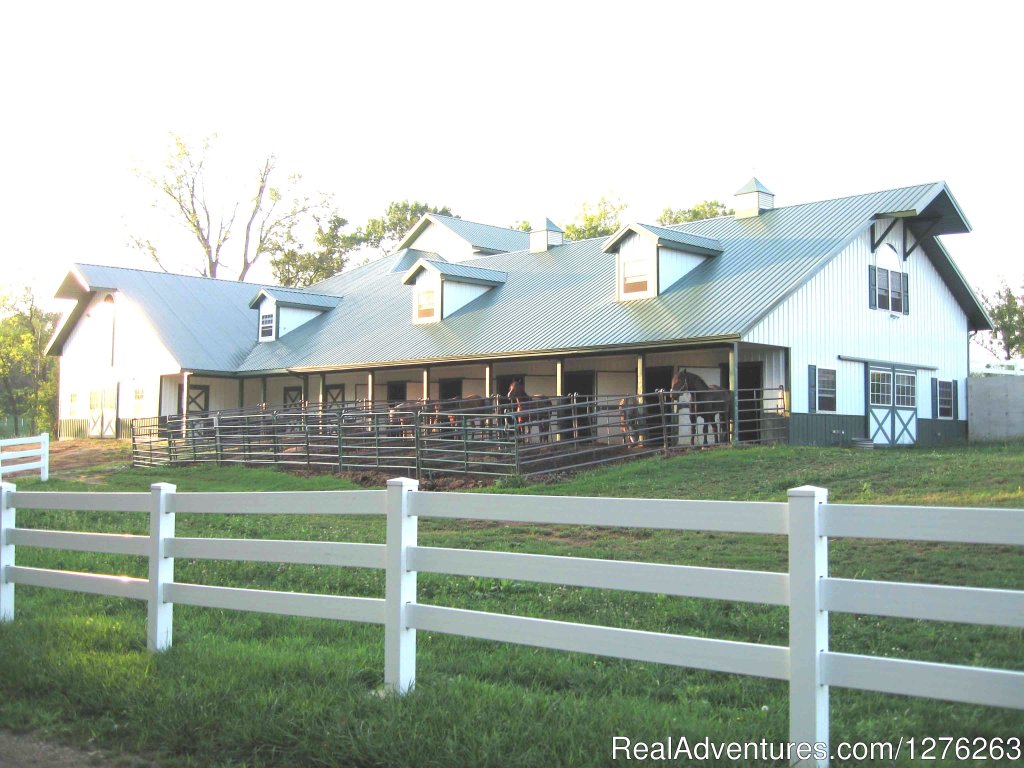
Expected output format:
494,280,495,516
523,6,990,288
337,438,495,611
2,0,1021,356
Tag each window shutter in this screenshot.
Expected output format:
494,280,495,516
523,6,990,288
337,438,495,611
868,266,877,309
808,365,817,413
931,378,938,419
952,379,959,420
901,272,910,315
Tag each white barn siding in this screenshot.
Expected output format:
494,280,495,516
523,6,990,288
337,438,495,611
616,233,656,301
278,306,322,337
658,247,706,293
744,222,969,419
442,281,489,318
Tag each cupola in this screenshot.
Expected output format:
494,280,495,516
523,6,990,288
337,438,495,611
734,178,775,219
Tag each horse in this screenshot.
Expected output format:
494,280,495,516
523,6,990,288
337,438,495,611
434,395,490,437
618,395,644,446
507,380,552,443
387,399,429,437
673,369,732,446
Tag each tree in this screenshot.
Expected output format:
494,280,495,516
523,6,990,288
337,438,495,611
0,290,59,436
134,134,335,281
270,214,363,287
510,220,532,232
657,200,734,225
977,282,1024,360
563,197,626,240
358,200,455,255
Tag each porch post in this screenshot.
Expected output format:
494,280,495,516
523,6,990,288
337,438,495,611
319,374,327,405
483,364,492,398
729,343,739,446
367,372,374,408
260,376,268,405
180,371,190,439
302,374,310,403
555,360,564,397
636,354,645,396
238,378,245,409
422,368,429,401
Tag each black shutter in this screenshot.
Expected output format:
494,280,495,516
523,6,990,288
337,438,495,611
808,365,817,413
901,272,910,315
931,378,938,419
952,379,959,420
868,266,877,309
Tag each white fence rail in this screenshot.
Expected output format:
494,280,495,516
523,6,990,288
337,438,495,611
0,433,48,482
0,481,1021,768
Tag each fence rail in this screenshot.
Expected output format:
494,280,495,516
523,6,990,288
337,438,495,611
130,388,788,477
0,433,49,482
0,480,1020,767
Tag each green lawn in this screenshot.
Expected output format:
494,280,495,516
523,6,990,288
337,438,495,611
0,443,1022,766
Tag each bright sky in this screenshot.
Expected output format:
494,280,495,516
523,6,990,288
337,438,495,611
2,0,1021,347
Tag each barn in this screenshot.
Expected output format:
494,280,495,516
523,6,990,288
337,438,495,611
47,179,989,450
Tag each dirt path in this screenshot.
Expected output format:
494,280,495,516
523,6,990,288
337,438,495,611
0,730,155,768
47,439,131,474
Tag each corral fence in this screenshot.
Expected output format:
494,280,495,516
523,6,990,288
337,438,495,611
0,481,1020,767
0,433,49,482
130,388,788,477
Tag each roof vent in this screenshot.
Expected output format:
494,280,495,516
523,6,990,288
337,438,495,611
734,178,774,219
529,218,564,253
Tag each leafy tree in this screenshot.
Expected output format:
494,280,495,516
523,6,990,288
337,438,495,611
563,197,626,240
359,200,454,254
510,220,532,232
657,200,734,225
133,134,335,281
977,282,1024,360
0,290,59,435
270,215,363,287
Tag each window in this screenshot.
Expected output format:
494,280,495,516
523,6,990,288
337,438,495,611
622,257,649,294
816,368,836,412
869,370,892,406
937,380,954,419
417,287,436,319
895,372,916,407
260,313,275,339
870,265,909,314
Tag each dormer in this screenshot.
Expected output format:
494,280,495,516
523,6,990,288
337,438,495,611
402,258,506,324
396,214,530,263
248,288,340,342
602,224,724,301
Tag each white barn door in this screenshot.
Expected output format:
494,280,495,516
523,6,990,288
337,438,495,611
868,366,917,446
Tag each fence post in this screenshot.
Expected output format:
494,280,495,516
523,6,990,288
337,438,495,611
39,432,49,481
788,485,830,767
385,476,419,694
0,482,15,622
147,482,176,651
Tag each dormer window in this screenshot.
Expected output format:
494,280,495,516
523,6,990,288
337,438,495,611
869,242,909,315
260,312,275,339
417,286,437,320
622,255,650,295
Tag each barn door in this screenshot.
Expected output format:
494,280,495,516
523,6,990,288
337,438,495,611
88,387,118,438
868,366,917,446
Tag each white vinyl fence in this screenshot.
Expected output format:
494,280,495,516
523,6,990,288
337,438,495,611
0,433,48,482
0,480,1021,768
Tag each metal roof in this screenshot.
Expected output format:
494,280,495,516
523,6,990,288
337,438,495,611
235,181,987,374
50,182,989,376
48,264,274,372
401,258,507,286
396,214,530,254
248,287,342,310
736,177,773,195
603,223,724,255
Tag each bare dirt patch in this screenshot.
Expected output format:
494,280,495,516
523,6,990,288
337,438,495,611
0,730,155,768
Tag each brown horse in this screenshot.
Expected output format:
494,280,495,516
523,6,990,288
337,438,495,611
507,380,552,443
673,369,731,446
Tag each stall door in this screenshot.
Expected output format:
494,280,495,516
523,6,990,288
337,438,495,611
868,366,917,446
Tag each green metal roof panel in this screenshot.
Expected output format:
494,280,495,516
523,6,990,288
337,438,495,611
236,181,983,372
251,287,342,310
416,259,507,284
71,264,272,372
431,214,530,252
636,224,724,254
735,177,773,195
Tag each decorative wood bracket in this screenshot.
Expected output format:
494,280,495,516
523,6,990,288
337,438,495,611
903,217,941,261
870,219,899,253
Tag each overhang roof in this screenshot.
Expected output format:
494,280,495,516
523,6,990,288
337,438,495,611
400,258,507,286
248,287,341,311
603,223,725,256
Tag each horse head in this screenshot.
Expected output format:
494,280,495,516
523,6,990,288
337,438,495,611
507,379,528,402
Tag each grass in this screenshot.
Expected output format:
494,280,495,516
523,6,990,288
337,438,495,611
0,443,1022,766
